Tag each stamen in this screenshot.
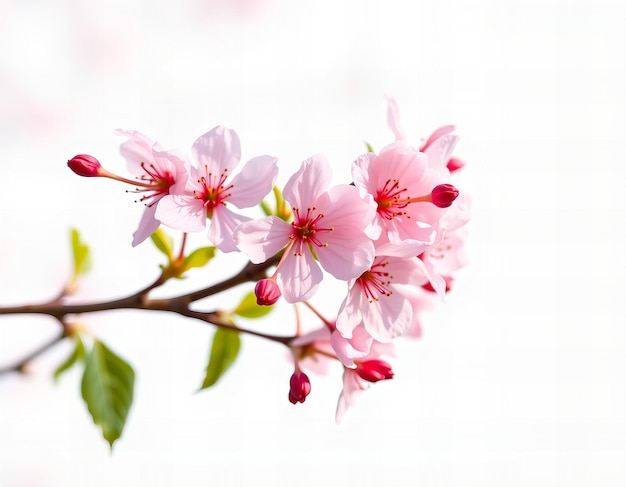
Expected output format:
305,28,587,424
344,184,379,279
123,162,175,206
289,206,334,255
375,179,410,220
193,167,234,217
358,259,393,303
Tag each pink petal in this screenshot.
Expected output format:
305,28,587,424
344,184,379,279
363,290,413,342
192,126,241,175
227,155,278,208
420,125,456,152
385,95,407,141
283,154,332,209
375,141,428,187
351,153,376,195
331,327,372,368
335,285,365,339
154,194,206,233
335,370,364,423
318,236,375,281
291,327,330,347
207,207,251,253
422,127,459,173
132,204,160,247
151,146,190,194
234,217,291,263
277,251,323,303
115,129,156,177
314,185,376,280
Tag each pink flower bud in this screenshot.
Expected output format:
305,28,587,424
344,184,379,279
431,184,459,208
447,157,465,173
356,359,394,382
255,278,281,306
67,154,102,177
288,372,311,404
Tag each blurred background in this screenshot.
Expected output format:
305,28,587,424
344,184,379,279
1,0,625,485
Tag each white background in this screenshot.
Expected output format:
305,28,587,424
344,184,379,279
1,0,625,485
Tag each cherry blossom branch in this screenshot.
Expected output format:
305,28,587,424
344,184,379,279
0,255,291,375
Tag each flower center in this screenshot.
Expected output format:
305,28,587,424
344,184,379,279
358,258,393,302
194,166,233,218
289,207,334,256
375,179,410,220
131,162,175,206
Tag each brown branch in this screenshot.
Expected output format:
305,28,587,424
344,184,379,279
0,255,291,375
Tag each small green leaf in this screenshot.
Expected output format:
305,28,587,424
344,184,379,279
183,246,216,270
71,228,91,276
232,291,275,319
53,336,86,382
273,186,292,221
365,141,375,153
200,327,241,390
81,340,135,449
150,228,174,259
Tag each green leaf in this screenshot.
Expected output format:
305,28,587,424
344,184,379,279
364,141,375,153
53,336,86,382
200,327,241,390
81,340,135,449
232,291,275,319
71,228,91,276
183,246,216,270
150,228,174,259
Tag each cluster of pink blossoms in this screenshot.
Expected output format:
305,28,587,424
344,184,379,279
67,98,470,421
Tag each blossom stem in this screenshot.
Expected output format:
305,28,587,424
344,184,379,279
301,300,335,332
177,233,188,262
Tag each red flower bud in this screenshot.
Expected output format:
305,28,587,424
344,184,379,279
446,157,465,173
356,359,394,382
288,372,311,404
255,278,281,306
431,184,459,208
67,154,102,177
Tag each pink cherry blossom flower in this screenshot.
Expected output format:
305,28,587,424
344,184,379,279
352,141,450,247
419,193,471,296
234,154,376,303
386,96,464,173
115,129,190,246
335,242,429,344
155,126,278,252
335,341,395,423
290,325,395,422
420,125,463,175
